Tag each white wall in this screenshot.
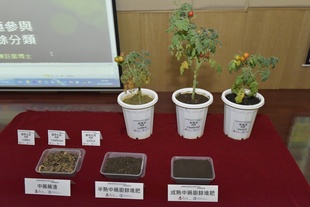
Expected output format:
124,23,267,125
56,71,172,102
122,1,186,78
116,0,310,11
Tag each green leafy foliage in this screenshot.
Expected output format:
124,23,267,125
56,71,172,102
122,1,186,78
167,1,222,101
115,50,151,99
228,52,279,103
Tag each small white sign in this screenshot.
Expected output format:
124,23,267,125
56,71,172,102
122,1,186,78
24,178,71,197
95,181,144,200
168,185,218,202
17,130,40,145
81,130,102,146
48,130,69,146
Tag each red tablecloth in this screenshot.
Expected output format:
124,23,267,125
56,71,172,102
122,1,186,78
0,111,309,207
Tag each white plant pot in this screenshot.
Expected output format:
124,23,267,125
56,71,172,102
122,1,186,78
221,89,265,140
117,88,158,140
172,88,213,139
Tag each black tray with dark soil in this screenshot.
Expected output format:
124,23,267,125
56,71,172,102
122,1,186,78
171,156,215,184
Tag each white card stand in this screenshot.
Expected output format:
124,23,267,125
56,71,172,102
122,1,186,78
17,129,40,145
81,130,102,146
48,130,69,146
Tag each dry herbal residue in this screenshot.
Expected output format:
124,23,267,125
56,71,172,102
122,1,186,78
39,151,79,173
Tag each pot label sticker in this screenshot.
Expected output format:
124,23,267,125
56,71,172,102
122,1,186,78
185,119,202,132
233,120,251,134
133,119,150,132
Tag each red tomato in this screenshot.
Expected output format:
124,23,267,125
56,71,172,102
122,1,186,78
188,11,194,18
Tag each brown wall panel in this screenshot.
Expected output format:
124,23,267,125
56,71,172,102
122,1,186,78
117,8,310,92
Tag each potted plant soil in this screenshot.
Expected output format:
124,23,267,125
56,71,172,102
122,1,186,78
167,1,222,139
222,52,279,140
115,50,158,140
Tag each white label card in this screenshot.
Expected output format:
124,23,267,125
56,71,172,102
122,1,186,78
95,181,144,200
168,185,218,202
48,130,69,146
81,130,102,146
24,178,71,196
17,130,40,145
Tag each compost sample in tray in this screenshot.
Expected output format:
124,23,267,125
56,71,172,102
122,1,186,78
171,156,215,184
173,159,213,178
103,156,143,175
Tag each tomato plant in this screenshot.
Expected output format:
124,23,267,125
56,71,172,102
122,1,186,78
114,51,151,99
228,52,279,103
167,2,222,101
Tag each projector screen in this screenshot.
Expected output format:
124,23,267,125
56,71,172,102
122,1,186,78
0,0,122,91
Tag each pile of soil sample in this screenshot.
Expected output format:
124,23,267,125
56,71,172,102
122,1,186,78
173,159,213,178
103,156,142,175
